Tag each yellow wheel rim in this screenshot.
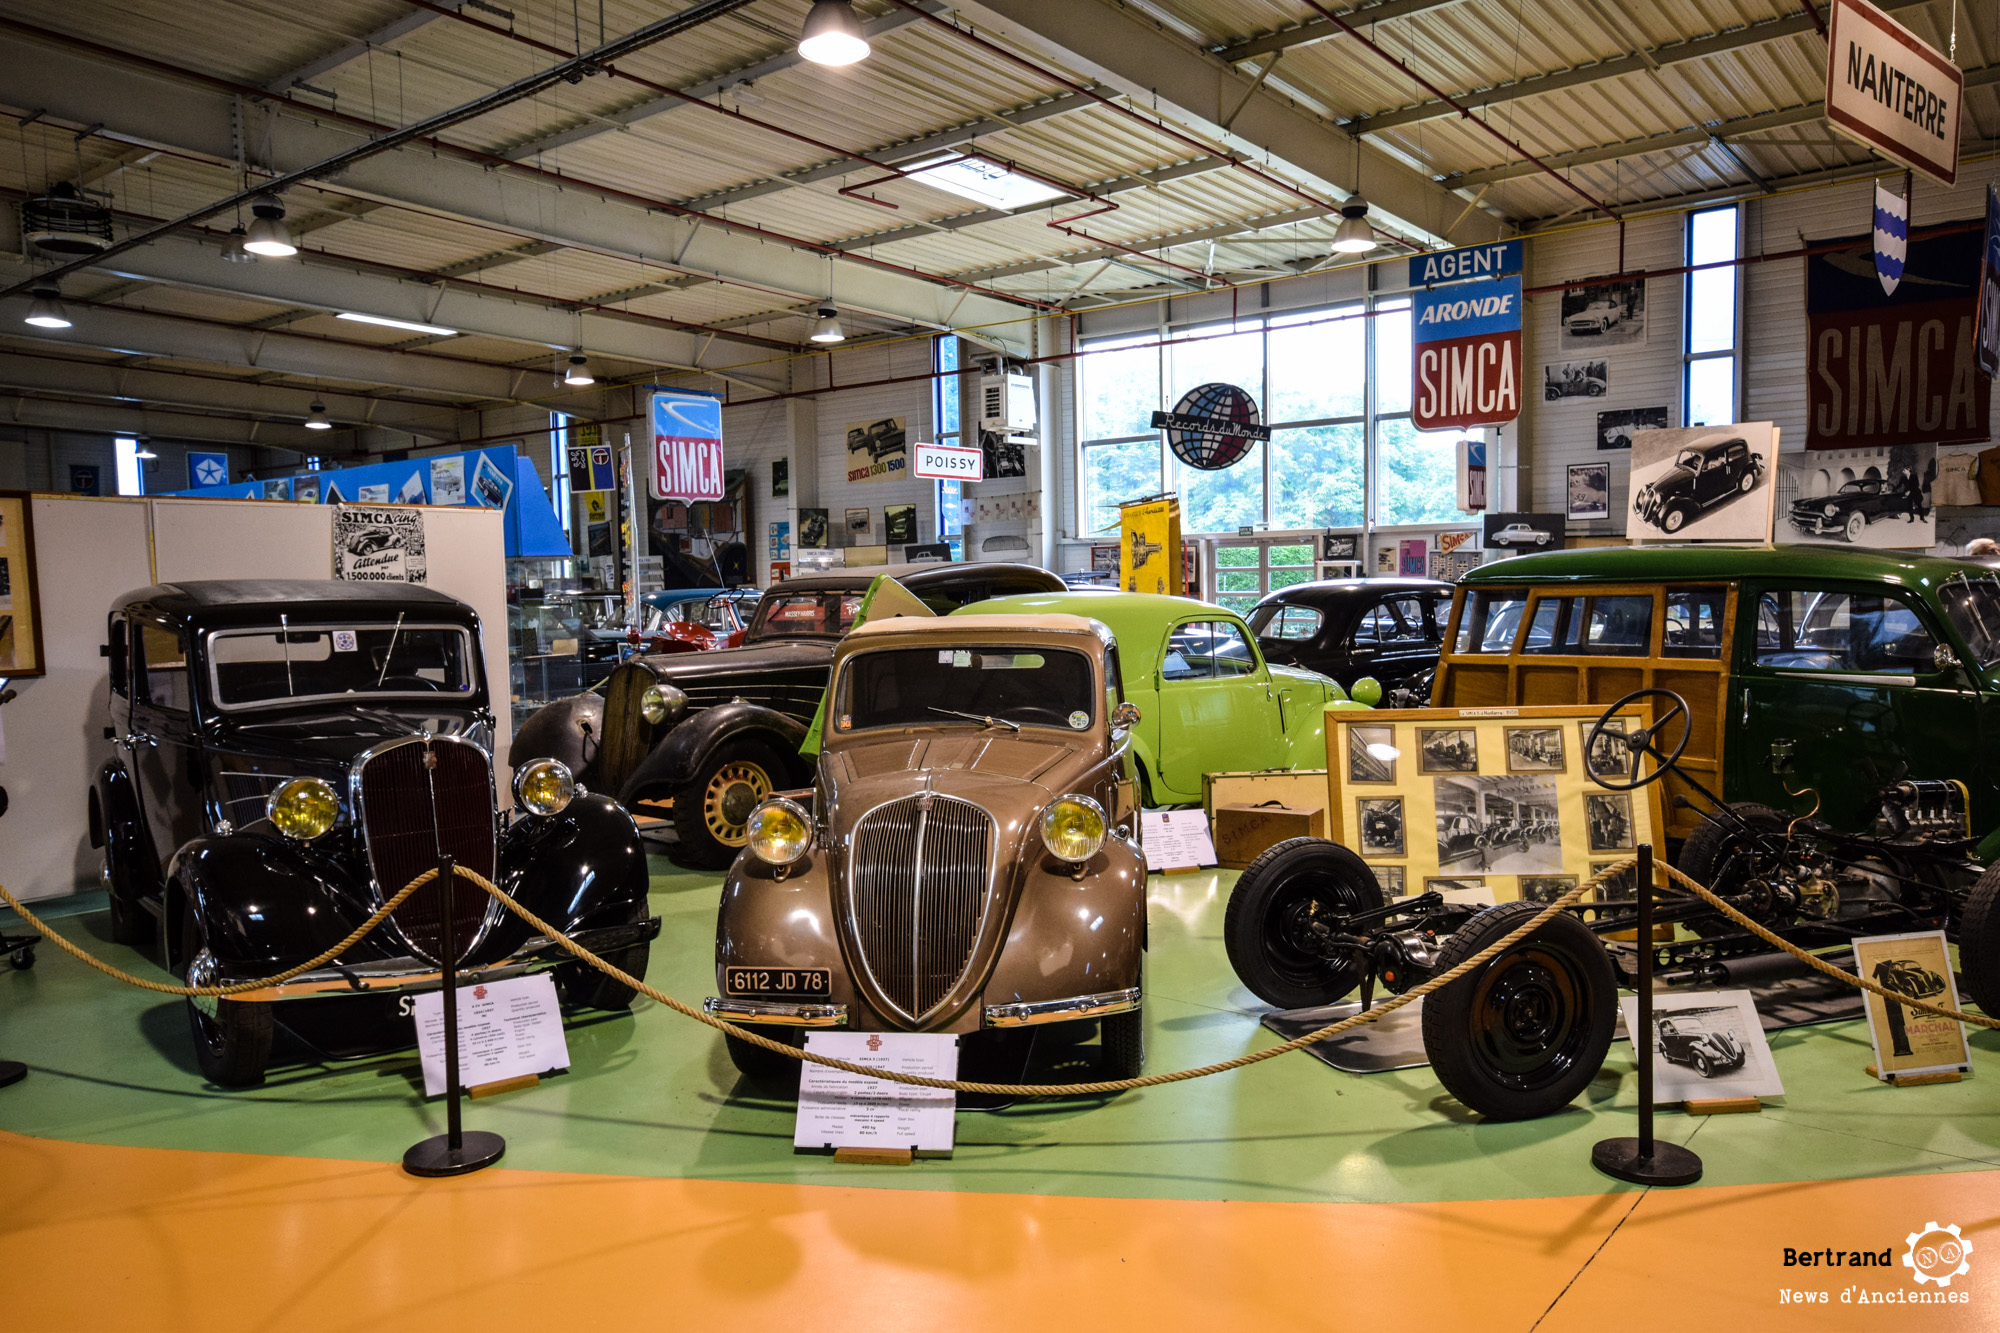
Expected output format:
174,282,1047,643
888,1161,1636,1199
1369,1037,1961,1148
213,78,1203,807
703,761,772,844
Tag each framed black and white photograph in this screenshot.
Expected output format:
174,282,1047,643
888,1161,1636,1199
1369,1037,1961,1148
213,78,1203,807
884,503,917,546
772,458,789,497
1775,442,1936,550
1618,990,1786,1103
1433,776,1562,874
1567,462,1610,521
798,508,830,548
1321,532,1359,561
1593,860,1638,903
845,507,871,536
1357,797,1405,858
1543,359,1608,401
1481,512,1565,553
1520,875,1577,904
1417,727,1478,774
1559,277,1647,352
1629,422,1779,542
1423,878,1496,906
1504,726,1565,774
1348,724,1398,783
1596,406,1669,451
1585,792,1635,853
1582,719,1634,782
1373,866,1405,897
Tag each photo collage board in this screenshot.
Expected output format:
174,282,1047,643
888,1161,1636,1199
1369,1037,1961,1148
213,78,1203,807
1324,704,1668,905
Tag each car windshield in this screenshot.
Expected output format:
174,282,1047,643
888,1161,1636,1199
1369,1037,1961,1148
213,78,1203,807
1941,577,2000,667
748,591,863,640
838,646,1094,732
208,623,476,708
1839,481,1875,493
1675,449,1703,469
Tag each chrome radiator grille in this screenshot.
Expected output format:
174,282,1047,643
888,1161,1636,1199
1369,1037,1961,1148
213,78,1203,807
354,737,496,964
849,794,994,1019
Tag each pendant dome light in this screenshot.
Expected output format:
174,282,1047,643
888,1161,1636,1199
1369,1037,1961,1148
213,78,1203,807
24,284,72,329
810,305,846,343
242,193,297,257
304,400,333,430
563,352,595,386
132,437,159,460
222,224,259,263
1331,199,1377,255
798,0,870,65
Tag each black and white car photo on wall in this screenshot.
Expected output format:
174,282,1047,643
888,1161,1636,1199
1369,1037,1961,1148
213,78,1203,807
1559,278,1647,352
1776,442,1937,549
1480,512,1566,552
1629,423,1779,541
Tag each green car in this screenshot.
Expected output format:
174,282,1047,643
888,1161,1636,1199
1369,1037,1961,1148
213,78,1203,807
958,592,1368,805
1438,545,2000,853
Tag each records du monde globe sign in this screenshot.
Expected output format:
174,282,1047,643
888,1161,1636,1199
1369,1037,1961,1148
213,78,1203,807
1411,240,1523,432
649,387,727,501
1150,382,1270,470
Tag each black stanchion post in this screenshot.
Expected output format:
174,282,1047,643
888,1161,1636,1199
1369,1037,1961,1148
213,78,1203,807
1591,842,1702,1187
403,853,505,1177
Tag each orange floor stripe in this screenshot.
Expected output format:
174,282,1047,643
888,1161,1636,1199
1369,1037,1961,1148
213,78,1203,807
3,1131,1993,1331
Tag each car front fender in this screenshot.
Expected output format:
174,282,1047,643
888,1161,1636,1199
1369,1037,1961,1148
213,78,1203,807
494,792,651,939
984,838,1147,1007
508,691,607,788
617,700,811,802
94,759,162,899
166,835,377,976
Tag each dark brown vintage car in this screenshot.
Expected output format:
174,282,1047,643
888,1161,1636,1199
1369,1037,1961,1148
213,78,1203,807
705,612,1148,1084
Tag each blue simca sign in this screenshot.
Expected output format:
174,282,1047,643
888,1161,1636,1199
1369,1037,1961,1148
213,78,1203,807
1413,275,1523,431
1409,240,1523,289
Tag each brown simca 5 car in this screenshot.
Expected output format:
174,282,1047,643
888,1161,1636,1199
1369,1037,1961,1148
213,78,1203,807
705,612,1148,1085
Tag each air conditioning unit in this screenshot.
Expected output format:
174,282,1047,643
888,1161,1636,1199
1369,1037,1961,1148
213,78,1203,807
21,182,114,257
979,371,1037,432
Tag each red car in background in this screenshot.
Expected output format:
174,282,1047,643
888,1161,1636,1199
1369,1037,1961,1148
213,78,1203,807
630,587,762,655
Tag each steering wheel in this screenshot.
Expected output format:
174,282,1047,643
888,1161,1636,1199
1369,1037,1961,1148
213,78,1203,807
377,674,443,693
1585,688,1691,792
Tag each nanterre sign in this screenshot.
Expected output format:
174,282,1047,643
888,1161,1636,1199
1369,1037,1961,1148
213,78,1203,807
1412,274,1523,431
1825,0,1963,186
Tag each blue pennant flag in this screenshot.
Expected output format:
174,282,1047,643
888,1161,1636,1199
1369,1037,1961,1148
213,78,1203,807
1874,181,1909,297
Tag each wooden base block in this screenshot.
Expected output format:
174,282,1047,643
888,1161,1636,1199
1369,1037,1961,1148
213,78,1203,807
468,1073,540,1100
1684,1097,1762,1115
1865,1065,1966,1087
1159,866,1202,877
833,1146,914,1166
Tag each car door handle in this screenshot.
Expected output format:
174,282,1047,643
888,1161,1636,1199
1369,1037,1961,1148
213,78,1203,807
124,733,159,748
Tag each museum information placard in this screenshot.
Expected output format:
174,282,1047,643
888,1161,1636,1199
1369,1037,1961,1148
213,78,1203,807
795,1032,957,1153
412,973,570,1097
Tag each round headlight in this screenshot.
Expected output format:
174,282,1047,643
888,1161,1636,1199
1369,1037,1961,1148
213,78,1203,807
1824,502,1838,516
513,758,575,817
267,777,339,841
746,798,813,865
639,683,687,725
1040,794,1107,863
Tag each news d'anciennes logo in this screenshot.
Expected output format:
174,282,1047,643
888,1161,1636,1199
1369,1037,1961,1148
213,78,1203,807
1904,1222,1973,1288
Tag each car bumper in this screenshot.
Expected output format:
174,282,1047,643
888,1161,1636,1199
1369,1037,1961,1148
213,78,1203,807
704,996,847,1026
984,987,1142,1028
1789,512,1848,534
698,985,1145,1030
218,917,662,1002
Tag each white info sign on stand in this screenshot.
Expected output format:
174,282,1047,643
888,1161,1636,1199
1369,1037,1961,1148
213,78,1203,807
1140,809,1216,871
794,1031,958,1155
412,973,570,1097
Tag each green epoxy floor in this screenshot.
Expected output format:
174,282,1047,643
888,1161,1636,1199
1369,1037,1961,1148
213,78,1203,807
3,859,1997,1204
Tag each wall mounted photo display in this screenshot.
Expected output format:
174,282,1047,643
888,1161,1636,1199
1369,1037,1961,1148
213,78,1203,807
1481,511,1565,553
1596,405,1669,451
262,477,291,501
798,507,830,548
1543,359,1608,401
1422,879,1496,906
846,415,909,485
772,458,789,497
1356,797,1405,857
332,506,428,584
1321,532,1359,561
884,503,918,546
1504,726,1566,773
1591,859,1637,903
1558,276,1647,353
980,426,1027,480
1567,462,1611,520
1585,792,1635,852
1348,724,1398,783
1373,866,1405,896
1417,727,1478,774
1434,774,1562,874
469,453,514,510
394,469,427,504
0,492,45,675
844,507,871,536
1581,718,1634,782
1091,544,1120,574
1852,930,1971,1080
1618,989,1785,1104
769,520,791,559
292,477,320,505
1430,551,1482,582
1376,545,1397,574
1628,422,1779,542
1775,442,1936,549
430,455,466,505
1519,875,1577,904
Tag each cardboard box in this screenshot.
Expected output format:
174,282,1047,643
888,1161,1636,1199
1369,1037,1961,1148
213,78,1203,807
1202,769,1328,825
1214,802,1325,870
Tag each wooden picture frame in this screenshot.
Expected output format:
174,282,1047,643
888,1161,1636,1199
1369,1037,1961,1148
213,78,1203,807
1325,705,1668,903
0,491,47,677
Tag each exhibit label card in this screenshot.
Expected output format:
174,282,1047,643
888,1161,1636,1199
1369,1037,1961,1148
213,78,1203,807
795,1031,958,1153
413,973,570,1097
1140,809,1216,871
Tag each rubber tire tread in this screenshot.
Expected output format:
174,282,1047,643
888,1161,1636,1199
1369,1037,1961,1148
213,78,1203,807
180,908,274,1087
724,1023,805,1087
1420,901,1618,1121
557,941,650,1010
1959,864,2000,1018
670,737,792,871
1675,802,1794,938
1223,837,1384,1010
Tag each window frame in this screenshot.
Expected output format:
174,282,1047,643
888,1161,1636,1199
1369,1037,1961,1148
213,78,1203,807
1683,203,1743,427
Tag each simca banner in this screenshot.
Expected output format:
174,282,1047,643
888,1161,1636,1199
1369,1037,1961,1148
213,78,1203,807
846,415,908,485
1412,275,1522,430
1825,0,1963,187
1408,239,1522,289
651,388,727,501
333,506,428,584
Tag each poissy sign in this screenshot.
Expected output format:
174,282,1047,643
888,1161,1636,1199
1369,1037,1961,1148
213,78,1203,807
650,387,726,502
1412,274,1522,431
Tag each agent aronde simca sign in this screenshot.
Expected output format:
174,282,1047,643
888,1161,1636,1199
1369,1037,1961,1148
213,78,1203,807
1825,0,1963,187
1413,275,1522,431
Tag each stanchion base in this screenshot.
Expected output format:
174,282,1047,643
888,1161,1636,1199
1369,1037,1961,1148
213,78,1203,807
1591,1136,1702,1186
0,1060,25,1089
402,1130,505,1178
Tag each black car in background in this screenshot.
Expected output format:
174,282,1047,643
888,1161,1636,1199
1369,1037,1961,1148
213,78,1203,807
1244,578,1452,700
511,561,1065,867
89,581,658,1086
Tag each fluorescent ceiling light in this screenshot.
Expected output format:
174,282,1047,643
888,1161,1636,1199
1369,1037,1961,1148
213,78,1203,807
798,0,870,65
336,312,458,337
908,156,1066,211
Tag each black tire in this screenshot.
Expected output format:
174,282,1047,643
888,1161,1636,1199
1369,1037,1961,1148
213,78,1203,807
8,946,32,971
1223,838,1384,1009
670,738,791,870
1676,802,1794,937
724,1023,805,1087
1958,865,2000,1018
1692,1052,1713,1078
1100,1006,1145,1079
103,852,155,948
180,909,273,1087
556,941,650,1010
1420,901,1618,1121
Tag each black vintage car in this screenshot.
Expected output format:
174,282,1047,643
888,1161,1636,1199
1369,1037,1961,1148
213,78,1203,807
1244,578,1450,700
1653,1016,1746,1078
1787,476,1924,542
511,561,1065,867
90,580,659,1086
1632,434,1765,534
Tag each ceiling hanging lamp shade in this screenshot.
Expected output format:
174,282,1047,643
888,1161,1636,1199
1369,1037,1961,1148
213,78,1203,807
563,352,595,386
242,193,297,257
798,0,870,65
1331,199,1376,255
24,284,72,329
809,305,846,343
305,401,333,430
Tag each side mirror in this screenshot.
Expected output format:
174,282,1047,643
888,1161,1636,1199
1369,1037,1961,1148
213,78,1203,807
1111,701,1141,730
1934,643,1961,671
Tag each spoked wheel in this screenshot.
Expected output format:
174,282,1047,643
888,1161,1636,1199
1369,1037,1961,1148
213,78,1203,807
1421,902,1617,1121
180,908,273,1087
1958,865,2000,1018
1224,838,1385,1010
670,739,787,870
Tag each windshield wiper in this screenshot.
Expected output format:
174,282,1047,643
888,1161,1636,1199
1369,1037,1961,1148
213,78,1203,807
929,706,1019,733
375,612,406,688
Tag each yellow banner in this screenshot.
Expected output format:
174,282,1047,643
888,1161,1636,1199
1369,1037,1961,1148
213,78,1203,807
1120,498,1182,595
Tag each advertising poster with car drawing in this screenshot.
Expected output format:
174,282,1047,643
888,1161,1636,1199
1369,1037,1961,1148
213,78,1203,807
332,506,428,584
1617,990,1785,1104
1629,422,1779,542
846,415,908,485
1775,443,1936,548
1852,929,1971,1079
1568,462,1611,520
